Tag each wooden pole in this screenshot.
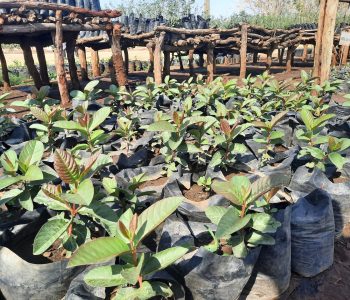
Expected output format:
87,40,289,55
279,48,285,65
20,42,42,89
77,46,89,81
91,48,101,77
154,31,166,85
188,49,195,76
198,53,204,67
313,0,327,78
178,52,184,70
266,48,273,72
286,47,295,72
35,45,50,86
147,44,154,74
109,23,127,87
301,44,308,62
239,23,248,79
66,36,80,90
163,51,171,78
253,52,258,64
0,44,11,91
207,44,215,82
341,45,350,65
124,48,129,75
53,10,70,107
319,0,339,83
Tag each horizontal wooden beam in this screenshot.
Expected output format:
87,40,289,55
154,25,240,35
0,1,121,18
0,23,111,34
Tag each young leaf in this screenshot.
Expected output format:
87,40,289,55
102,177,117,195
121,254,144,285
84,265,128,287
300,109,314,131
247,231,275,246
0,176,22,191
53,120,86,133
205,206,228,225
0,189,23,206
89,107,111,131
53,149,80,184
68,237,130,267
23,165,44,182
328,152,347,170
270,111,287,128
18,189,33,211
33,218,70,255
19,140,44,171
251,213,281,233
0,149,18,173
134,197,184,245
141,246,189,276
215,208,251,239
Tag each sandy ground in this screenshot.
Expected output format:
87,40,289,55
3,46,150,67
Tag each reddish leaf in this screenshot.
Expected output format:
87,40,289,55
53,149,80,184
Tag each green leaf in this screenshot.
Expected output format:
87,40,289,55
307,147,325,160
69,179,94,206
205,206,228,225
141,246,189,276
33,218,70,255
247,231,275,246
251,213,281,233
34,190,67,211
89,107,111,131
270,111,287,127
70,90,86,100
270,131,284,140
249,173,290,204
0,149,18,173
313,114,335,130
23,165,44,182
134,197,184,245
84,265,128,287
19,140,44,172
328,152,347,170
84,80,99,92
216,208,251,239
212,176,252,206
102,177,117,195
0,176,22,191
121,254,144,285
0,188,23,206
53,120,86,133
111,281,173,300
30,107,49,123
68,237,130,267
29,123,49,132
18,189,33,211
147,121,176,132
300,109,314,131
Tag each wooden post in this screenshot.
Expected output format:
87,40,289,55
198,53,204,67
341,45,350,65
146,43,154,74
77,46,89,81
20,42,42,89
36,45,50,86
313,0,339,83
91,48,101,77
66,36,80,90
253,52,258,64
124,48,129,75
188,49,195,76
286,47,294,72
206,44,215,82
154,31,165,85
178,52,184,70
163,51,171,78
240,23,248,79
0,44,11,91
266,48,273,72
109,23,127,87
301,44,308,62
279,48,285,65
52,10,70,107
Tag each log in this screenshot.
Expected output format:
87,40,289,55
53,10,70,107
122,32,156,40
188,49,195,76
0,1,121,18
77,36,107,45
108,23,127,87
207,44,215,82
155,25,240,35
77,46,88,81
20,41,42,89
66,36,80,90
154,31,166,85
91,48,101,77
240,24,248,79
0,23,108,35
0,44,10,91
35,45,50,86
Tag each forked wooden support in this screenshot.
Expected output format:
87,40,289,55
36,45,50,86
20,40,42,89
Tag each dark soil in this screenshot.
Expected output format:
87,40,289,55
42,239,67,262
183,184,211,202
139,177,168,189
224,169,249,181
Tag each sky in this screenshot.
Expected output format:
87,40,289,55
100,0,245,18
